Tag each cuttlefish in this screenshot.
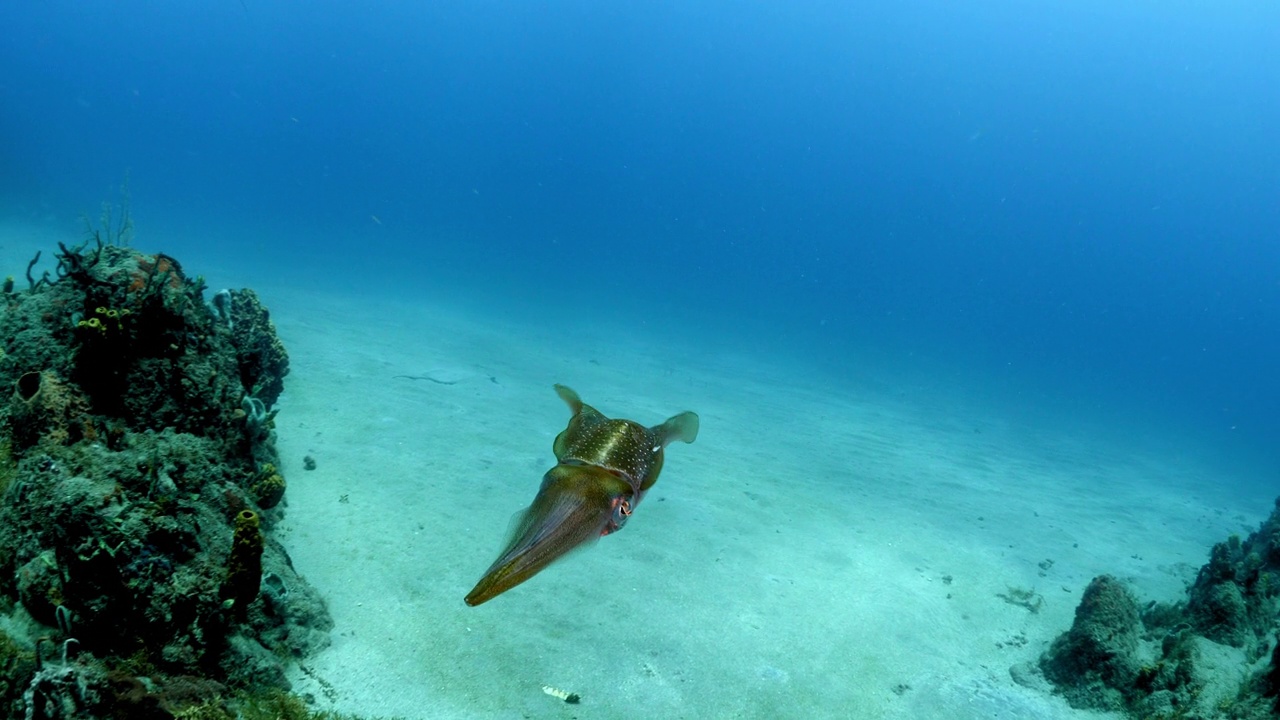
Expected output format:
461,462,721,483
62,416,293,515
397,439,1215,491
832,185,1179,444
464,384,699,606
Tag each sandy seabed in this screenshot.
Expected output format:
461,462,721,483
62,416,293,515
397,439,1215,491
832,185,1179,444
1,220,1269,719
265,292,1265,720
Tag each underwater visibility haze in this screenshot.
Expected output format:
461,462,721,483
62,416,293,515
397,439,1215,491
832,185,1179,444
0,1,1278,718
1,1,1277,459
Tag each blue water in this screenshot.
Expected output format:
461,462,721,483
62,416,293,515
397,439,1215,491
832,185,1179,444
2,1,1277,472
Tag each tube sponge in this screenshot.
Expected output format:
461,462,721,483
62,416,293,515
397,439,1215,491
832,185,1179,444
222,509,263,620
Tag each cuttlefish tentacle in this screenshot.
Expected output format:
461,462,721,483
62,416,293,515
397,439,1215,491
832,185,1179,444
464,385,699,606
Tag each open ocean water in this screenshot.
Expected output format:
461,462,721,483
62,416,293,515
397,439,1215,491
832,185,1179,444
1,2,1278,718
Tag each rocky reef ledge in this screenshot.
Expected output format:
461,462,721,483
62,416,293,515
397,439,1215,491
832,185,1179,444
0,238,337,718
1024,497,1280,719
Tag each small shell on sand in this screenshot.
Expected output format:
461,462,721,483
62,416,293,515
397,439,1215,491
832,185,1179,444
541,685,581,704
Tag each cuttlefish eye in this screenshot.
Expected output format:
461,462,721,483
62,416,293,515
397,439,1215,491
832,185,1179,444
609,498,633,531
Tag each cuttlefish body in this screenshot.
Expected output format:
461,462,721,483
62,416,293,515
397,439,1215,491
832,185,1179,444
464,384,699,606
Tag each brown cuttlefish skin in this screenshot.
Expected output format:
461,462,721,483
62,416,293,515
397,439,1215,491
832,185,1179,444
464,384,699,606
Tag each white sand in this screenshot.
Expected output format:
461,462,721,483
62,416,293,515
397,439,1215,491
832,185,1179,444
1,217,1270,719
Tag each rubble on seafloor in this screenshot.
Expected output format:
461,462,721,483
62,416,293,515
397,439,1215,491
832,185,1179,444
0,236,341,719
1019,497,1280,719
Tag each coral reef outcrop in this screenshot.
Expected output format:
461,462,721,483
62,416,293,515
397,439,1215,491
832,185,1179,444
1032,497,1280,719
0,238,331,718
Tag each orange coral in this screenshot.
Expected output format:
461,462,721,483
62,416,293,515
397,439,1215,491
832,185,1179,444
126,254,184,296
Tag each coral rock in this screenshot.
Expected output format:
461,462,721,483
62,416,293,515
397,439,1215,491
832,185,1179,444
1039,574,1142,710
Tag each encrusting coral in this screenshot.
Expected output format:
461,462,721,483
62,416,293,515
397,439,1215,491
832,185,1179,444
249,464,286,510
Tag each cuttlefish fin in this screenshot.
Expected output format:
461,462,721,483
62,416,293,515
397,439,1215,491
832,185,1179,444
655,411,700,447
554,384,582,413
558,382,699,448
552,384,611,460
554,385,609,427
